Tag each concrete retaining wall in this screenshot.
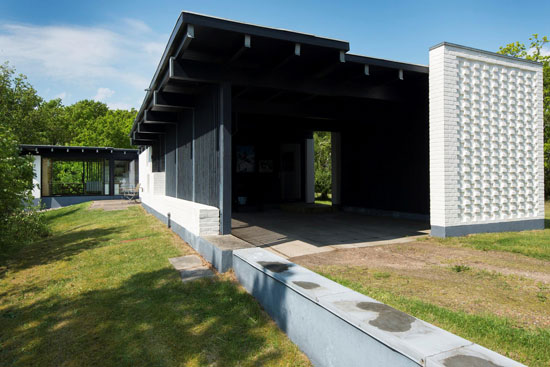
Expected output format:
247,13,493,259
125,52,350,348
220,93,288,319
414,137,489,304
140,193,219,236
233,247,525,367
141,202,248,272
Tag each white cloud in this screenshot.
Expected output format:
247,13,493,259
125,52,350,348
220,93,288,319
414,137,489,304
53,91,66,100
107,101,133,110
94,87,115,101
0,19,162,100
122,18,152,34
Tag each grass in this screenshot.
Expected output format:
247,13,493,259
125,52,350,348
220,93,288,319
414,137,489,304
431,201,550,260
317,270,550,367
0,203,310,367
314,193,332,206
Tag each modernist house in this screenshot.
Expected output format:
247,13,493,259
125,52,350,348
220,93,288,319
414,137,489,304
21,144,139,209
133,12,545,242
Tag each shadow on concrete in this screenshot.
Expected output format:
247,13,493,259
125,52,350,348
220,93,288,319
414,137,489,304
0,268,291,366
232,209,429,250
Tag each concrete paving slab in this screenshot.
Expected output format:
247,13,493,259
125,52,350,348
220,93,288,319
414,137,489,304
169,255,203,271
179,268,214,282
201,234,254,251
271,240,335,258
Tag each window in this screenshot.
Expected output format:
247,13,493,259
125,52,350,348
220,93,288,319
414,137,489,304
41,159,108,197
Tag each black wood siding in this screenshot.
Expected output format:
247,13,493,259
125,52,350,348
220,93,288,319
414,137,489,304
165,124,177,197
193,86,220,207
340,98,429,215
177,110,194,200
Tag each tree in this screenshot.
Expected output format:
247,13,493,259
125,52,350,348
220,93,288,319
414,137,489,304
314,131,332,200
499,35,550,199
2,63,137,150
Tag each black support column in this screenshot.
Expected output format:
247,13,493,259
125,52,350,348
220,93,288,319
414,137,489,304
219,82,232,234
109,159,115,196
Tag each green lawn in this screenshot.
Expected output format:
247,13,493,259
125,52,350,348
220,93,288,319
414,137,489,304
432,201,550,260
0,203,309,367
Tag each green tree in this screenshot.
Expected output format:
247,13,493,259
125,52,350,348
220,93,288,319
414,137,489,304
499,34,550,198
0,63,45,144
68,104,136,148
314,131,332,200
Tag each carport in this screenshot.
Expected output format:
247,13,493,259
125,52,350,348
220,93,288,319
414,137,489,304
131,12,430,239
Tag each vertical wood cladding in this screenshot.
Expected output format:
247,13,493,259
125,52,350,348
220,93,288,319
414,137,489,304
340,97,430,215
193,85,220,207
165,124,177,197
158,86,221,207
177,110,194,201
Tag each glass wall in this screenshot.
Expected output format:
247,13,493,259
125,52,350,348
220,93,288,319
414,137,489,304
114,160,138,195
41,158,109,197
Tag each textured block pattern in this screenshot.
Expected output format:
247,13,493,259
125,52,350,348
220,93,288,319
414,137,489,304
456,58,540,222
429,43,544,228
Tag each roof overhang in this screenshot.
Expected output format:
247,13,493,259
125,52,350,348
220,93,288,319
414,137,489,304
131,11,429,146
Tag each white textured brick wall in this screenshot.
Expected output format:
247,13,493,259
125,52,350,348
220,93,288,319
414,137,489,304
138,148,150,194
151,173,166,196
430,43,544,227
138,148,165,196
141,193,220,236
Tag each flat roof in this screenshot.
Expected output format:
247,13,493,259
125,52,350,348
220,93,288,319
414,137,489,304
134,11,429,128
20,144,139,156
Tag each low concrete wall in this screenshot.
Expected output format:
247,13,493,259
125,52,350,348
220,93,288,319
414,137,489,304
233,248,525,367
36,195,125,209
140,193,219,236
142,202,251,272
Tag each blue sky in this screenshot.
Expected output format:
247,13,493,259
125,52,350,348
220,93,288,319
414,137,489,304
1,0,549,110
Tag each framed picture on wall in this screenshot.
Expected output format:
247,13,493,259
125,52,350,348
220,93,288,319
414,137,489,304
236,145,255,172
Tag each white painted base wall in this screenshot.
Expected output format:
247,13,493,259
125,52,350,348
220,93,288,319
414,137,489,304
140,193,220,236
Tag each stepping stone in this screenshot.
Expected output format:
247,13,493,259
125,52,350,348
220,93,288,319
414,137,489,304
169,255,203,271
169,255,214,282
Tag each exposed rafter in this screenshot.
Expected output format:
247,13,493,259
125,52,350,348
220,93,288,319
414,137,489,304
174,24,195,59
138,123,167,134
169,58,412,101
152,90,195,112
133,131,162,141
226,34,251,64
144,110,178,125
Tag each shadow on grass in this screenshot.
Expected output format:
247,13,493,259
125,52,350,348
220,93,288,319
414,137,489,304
545,218,550,229
0,268,286,367
0,227,121,275
42,206,80,221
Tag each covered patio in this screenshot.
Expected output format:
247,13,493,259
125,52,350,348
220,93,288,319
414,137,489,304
232,209,429,258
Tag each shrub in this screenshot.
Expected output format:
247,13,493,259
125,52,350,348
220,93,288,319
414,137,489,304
0,125,49,251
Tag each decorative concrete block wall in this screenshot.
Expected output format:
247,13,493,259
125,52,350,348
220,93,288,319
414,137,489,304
429,42,545,237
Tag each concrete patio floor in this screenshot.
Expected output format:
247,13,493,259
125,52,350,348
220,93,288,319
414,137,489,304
231,209,430,258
